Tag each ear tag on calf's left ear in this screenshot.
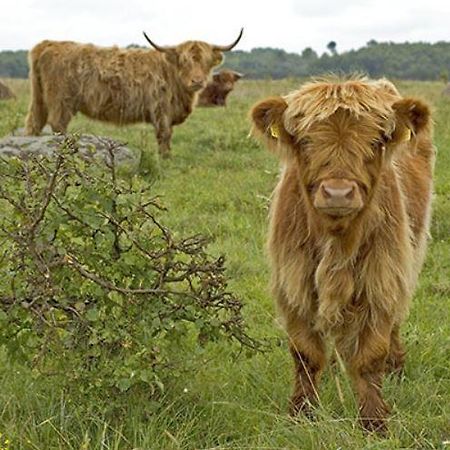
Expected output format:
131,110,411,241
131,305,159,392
270,124,280,139
399,128,412,142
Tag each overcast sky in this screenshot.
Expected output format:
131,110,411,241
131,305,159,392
3,0,450,54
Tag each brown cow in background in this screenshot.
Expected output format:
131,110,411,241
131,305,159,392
25,30,243,157
197,69,243,106
251,77,434,432
0,80,15,100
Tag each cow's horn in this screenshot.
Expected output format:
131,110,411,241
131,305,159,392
213,28,244,52
143,32,170,52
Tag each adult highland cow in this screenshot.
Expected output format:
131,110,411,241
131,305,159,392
197,69,243,106
25,30,243,157
251,77,434,432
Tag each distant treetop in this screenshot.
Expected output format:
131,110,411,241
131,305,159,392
2,41,450,81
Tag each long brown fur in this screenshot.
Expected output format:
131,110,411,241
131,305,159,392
250,77,435,433
25,38,226,157
197,69,242,106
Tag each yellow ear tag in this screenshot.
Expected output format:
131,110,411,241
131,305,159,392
405,128,412,141
399,128,412,142
270,124,280,139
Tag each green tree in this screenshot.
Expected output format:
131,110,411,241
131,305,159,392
327,41,338,56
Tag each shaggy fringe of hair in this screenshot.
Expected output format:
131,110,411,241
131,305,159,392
283,76,401,135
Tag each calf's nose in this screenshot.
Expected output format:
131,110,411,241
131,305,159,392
322,184,354,200
314,178,362,215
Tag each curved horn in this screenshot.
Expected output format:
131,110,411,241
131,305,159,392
143,31,170,52
213,28,244,52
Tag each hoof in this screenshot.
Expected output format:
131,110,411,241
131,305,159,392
289,394,315,419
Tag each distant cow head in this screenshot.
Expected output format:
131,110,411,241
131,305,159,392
211,70,243,105
213,70,243,90
143,30,243,92
251,78,431,223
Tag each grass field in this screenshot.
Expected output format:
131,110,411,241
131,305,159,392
0,77,449,449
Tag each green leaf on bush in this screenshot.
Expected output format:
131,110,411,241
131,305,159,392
86,308,99,322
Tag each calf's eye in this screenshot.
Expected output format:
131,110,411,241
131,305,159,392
297,137,311,147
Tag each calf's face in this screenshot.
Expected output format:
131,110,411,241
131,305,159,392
251,88,430,221
296,112,386,218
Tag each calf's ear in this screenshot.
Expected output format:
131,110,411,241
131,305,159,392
391,98,431,144
250,96,292,151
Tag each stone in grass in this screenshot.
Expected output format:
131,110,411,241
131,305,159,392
0,131,141,170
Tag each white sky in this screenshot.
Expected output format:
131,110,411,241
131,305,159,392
2,0,450,54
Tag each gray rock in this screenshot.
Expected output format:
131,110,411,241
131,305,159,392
0,132,140,168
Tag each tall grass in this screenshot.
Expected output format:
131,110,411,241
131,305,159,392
0,77,448,449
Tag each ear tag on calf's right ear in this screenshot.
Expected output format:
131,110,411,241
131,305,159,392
270,124,280,139
405,128,412,141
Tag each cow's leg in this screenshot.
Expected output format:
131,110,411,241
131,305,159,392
25,103,48,135
154,119,173,158
25,76,48,135
47,103,73,134
285,314,327,416
386,324,406,376
341,319,392,433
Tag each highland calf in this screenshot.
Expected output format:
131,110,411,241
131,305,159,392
197,69,243,106
25,30,243,157
251,78,434,432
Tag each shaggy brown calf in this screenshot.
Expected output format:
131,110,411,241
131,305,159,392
25,30,243,157
251,77,434,432
197,69,243,106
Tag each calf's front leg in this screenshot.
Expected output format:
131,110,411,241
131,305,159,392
285,314,326,416
386,324,406,376
341,320,392,433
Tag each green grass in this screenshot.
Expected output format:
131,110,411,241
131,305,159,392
0,78,449,449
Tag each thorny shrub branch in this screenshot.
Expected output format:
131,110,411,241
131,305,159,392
0,136,263,395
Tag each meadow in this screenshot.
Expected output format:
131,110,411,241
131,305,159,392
0,77,449,449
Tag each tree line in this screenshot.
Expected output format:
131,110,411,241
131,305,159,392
1,41,449,81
